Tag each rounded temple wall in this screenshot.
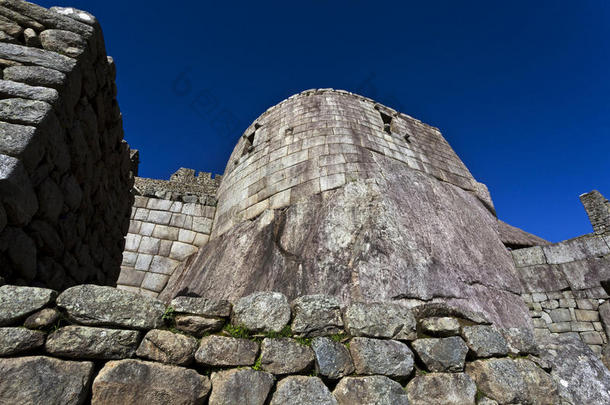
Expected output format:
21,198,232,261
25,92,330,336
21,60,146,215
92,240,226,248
211,89,480,238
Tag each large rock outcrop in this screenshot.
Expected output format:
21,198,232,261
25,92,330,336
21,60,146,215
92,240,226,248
160,89,530,328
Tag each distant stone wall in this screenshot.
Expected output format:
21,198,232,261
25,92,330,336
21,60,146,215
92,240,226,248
513,194,610,355
0,283,571,404
211,89,492,238
117,168,220,297
0,1,133,289
581,190,610,235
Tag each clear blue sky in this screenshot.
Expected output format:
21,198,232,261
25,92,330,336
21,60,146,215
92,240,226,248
39,0,609,243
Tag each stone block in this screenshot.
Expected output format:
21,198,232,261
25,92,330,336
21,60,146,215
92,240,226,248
460,325,508,358
548,322,571,333
170,213,186,228
0,327,46,356
146,198,172,210
511,246,546,267
411,336,469,372
270,376,336,405
232,292,291,333
344,302,416,340
531,292,547,302
141,272,169,292
133,208,149,221
133,196,148,208
134,254,153,271
46,326,140,360
195,335,259,367
171,296,231,317
575,309,599,322
178,229,196,244
149,256,180,275
260,338,315,374
116,268,145,287
175,315,224,337
549,308,571,323
406,373,476,405
139,222,154,236
541,300,559,310
147,210,171,225
335,376,409,405
311,337,354,379
571,321,595,332
209,369,274,405
291,295,343,337
349,337,414,378
138,236,160,255
152,225,179,241
136,329,198,366
0,285,57,326
158,240,172,256
577,299,599,310
169,241,198,261
580,331,604,345
193,233,209,247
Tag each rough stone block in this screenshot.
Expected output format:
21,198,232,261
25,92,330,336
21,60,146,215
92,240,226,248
270,376,336,405
149,256,180,275
260,338,315,374
349,337,414,378
291,295,343,337
575,309,599,322
0,327,46,356
46,326,140,360
580,331,604,345
406,373,476,405
209,369,275,405
344,302,416,340
0,285,57,326
146,198,172,211
511,246,546,267
152,225,179,241
138,236,160,255
147,210,172,225
232,291,291,333
134,254,153,271
549,308,572,323
136,329,198,366
169,241,198,261
141,272,169,292
334,376,409,405
171,296,231,317
195,335,259,367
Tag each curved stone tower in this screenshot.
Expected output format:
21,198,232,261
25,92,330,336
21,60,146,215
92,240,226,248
160,89,531,328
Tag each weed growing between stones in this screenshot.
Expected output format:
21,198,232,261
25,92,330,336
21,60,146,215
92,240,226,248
223,323,250,339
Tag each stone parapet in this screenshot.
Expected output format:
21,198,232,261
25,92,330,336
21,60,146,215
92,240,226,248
0,1,133,289
0,284,586,404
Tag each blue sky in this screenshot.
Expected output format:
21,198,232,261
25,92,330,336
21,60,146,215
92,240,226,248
39,0,609,243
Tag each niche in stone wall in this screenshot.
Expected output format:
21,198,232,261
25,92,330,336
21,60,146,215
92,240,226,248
241,123,261,157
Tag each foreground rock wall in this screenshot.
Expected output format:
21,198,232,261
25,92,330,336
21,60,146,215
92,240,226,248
117,168,220,297
4,283,604,404
0,1,132,289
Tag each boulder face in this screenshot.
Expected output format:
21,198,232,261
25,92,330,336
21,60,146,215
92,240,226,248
160,90,530,328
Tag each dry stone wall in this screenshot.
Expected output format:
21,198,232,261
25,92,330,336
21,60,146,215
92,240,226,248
117,168,220,297
1,283,594,405
580,190,610,235
211,89,492,238
513,194,610,356
0,1,133,289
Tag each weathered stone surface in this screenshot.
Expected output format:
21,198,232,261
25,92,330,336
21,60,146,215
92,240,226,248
260,338,314,374
0,79,59,104
461,325,508,357
160,118,531,330
91,359,210,405
24,307,60,329
0,42,76,72
0,98,51,125
407,373,476,405
0,327,45,355
311,337,354,379
270,376,337,405
344,302,416,340
0,285,56,326
50,7,98,26
0,356,93,405
136,329,197,365
195,335,259,366
0,121,39,161
502,326,538,355
411,336,469,372
3,65,66,89
57,285,165,330
602,344,610,370
349,337,414,377
599,301,610,338
171,296,231,317
0,154,38,225
232,291,291,333
291,294,343,337
175,314,224,337
334,375,409,405
40,29,86,58
46,325,141,360
420,316,460,337
539,334,610,405
209,368,274,405
466,357,560,404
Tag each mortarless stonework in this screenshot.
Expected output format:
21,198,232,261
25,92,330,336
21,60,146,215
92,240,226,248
0,1,133,289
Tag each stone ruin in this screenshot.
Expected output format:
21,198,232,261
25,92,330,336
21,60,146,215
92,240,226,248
0,1,610,404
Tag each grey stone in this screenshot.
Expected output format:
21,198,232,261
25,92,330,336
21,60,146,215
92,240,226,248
136,329,198,365
174,314,224,337
349,337,414,377
461,325,508,357
24,307,60,329
0,356,93,405
311,337,354,379
232,291,291,333
40,29,86,58
91,359,210,405
0,327,45,355
209,368,275,405
0,285,56,326
3,65,66,89
0,79,59,104
549,308,572,322
195,335,259,366
260,338,315,374
0,15,22,37
0,121,40,164
344,301,416,340
502,327,538,355
406,372,477,405
270,376,337,405
46,325,141,360
420,316,460,337
334,375,409,405
50,7,98,26
0,154,38,225
171,296,232,317
411,336,469,372
0,42,75,72
599,301,610,338
0,98,51,125
602,344,610,370
291,294,343,337
56,284,166,330
511,246,546,267
466,357,560,404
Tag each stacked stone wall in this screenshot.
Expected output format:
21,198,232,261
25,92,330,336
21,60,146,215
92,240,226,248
0,283,573,404
580,190,610,235
513,232,610,354
117,168,220,297
211,89,492,238
0,1,133,289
